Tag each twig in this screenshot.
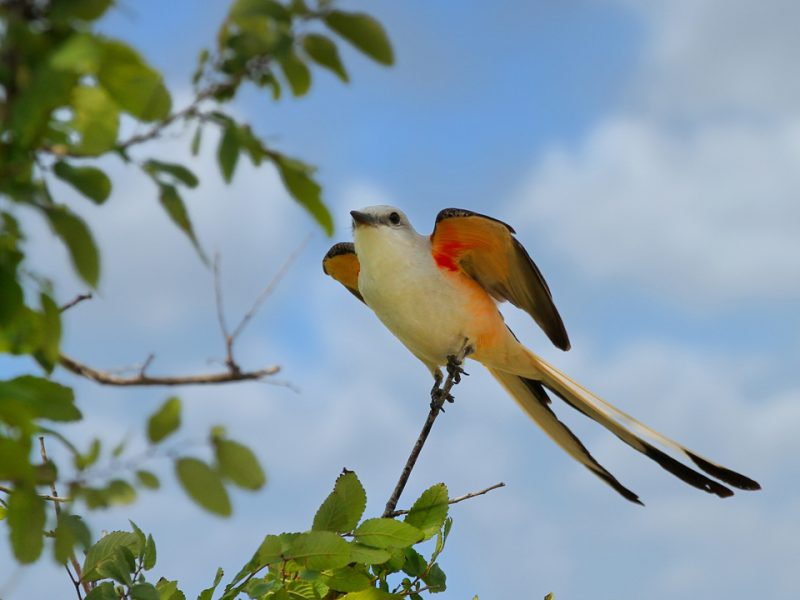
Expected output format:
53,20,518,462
213,254,235,372
229,234,311,344
59,293,93,313
213,235,310,373
39,438,90,597
116,85,227,152
59,354,279,386
382,341,472,518
0,484,71,503
385,482,506,518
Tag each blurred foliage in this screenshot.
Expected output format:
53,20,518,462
0,0,500,598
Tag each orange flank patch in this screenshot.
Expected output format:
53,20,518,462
431,238,467,271
431,216,511,277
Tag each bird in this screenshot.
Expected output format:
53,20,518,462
322,205,760,504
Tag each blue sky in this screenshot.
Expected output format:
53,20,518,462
2,1,799,598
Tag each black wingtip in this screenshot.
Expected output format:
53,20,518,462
323,241,356,261
686,452,761,491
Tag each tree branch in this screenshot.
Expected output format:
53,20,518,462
59,293,93,313
382,341,472,518
0,484,70,503
214,235,311,373
39,438,90,597
385,482,506,518
59,354,279,386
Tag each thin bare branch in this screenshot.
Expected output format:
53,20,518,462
386,482,506,517
229,233,312,344
116,85,227,152
382,340,473,518
39,438,90,596
59,293,93,313
59,353,279,386
0,484,70,503
213,253,236,371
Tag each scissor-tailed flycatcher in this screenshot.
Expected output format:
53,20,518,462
323,206,760,503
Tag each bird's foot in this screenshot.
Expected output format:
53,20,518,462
430,385,455,411
445,351,471,385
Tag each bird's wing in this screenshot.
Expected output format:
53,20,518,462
430,208,570,350
323,242,365,303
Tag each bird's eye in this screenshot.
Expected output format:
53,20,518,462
389,212,401,225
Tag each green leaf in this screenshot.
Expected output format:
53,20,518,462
147,396,181,443
44,205,100,287
0,438,34,482
156,578,186,600
214,438,266,490
143,534,157,569
157,183,205,259
130,520,146,550
83,531,141,581
270,153,332,235
217,124,240,183
35,293,62,371
255,533,291,564
302,34,348,82
53,161,112,203
97,40,172,122
348,543,390,565
422,563,446,592
401,548,426,578
0,376,80,422
70,85,120,156
286,531,351,570
324,566,371,593
105,479,137,505
50,32,103,73
340,589,401,600
197,567,224,600
404,483,448,540
279,52,312,97
50,0,114,22
544,594,555,600
0,260,24,326
85,582,118,600
130,583,160,600
175,458,231,516
312,471,366,533
144,160,199,188
8,487,46,563
353,519,423,550
191,126,203,156
230,0,290,21
136,469,160,490
325,11,394,66
75,438,101,470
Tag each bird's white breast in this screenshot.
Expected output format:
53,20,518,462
354,226,477,370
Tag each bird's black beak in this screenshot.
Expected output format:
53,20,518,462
350,210,376,227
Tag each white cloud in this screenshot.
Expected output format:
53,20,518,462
513,116,800,304
611,0,800,119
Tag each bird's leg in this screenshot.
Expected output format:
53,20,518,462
431,340,474,411
430,370,445,410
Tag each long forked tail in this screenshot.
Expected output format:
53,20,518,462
489,356,761,503
489,368,644,504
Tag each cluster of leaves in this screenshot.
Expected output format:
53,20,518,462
78,471,453,600
1,0,392,577
1,394,266,571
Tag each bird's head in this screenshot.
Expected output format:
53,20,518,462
350,205,419,256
